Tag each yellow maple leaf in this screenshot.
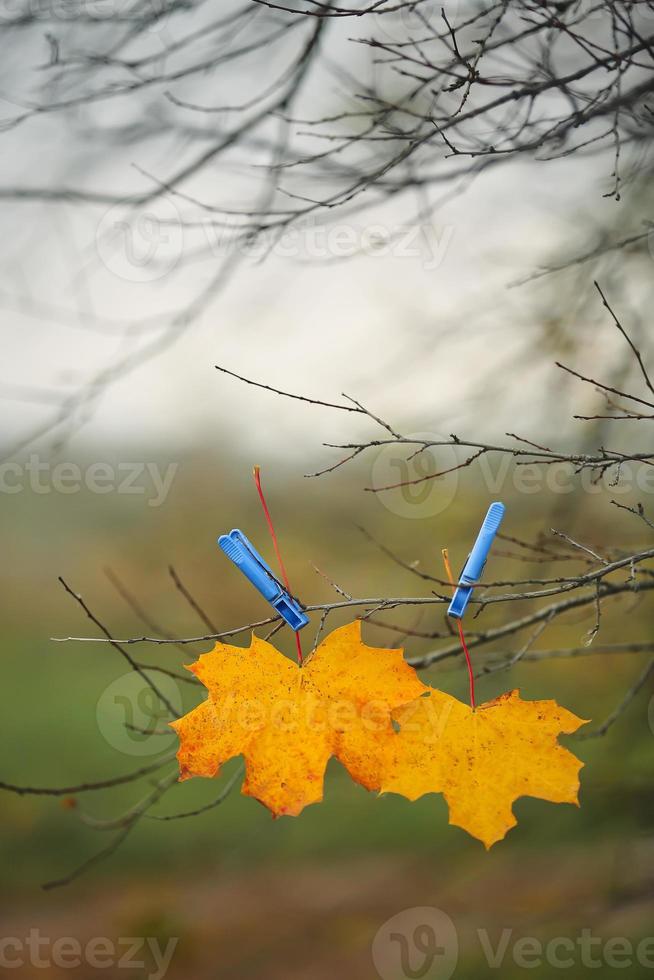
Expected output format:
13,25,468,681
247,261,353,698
380,688,588,848
171,621,427,816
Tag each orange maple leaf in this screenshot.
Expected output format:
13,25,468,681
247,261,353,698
380,688,588,848
170,621,427,816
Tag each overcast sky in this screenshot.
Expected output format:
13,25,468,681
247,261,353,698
0,12,633,465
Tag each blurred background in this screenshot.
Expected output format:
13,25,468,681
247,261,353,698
1,1,653,977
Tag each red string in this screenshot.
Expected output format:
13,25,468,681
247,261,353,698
456,620,476,711
442,548,476,710
253,465,303,665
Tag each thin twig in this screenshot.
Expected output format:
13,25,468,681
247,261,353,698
168,564,219,634
58,577,181,718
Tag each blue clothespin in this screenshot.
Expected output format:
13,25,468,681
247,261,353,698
447,502,505,619
218,529,309,631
